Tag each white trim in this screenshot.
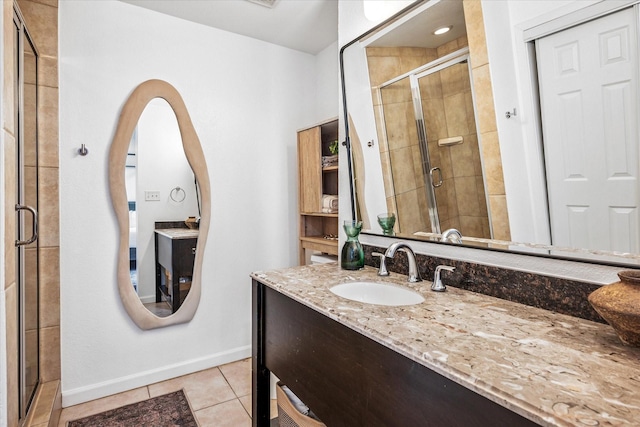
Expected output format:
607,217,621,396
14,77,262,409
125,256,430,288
61,345,251,408
523,0,639,42
138,295,156,304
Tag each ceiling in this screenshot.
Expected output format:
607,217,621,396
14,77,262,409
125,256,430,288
118,0,339,55
366,0,465,48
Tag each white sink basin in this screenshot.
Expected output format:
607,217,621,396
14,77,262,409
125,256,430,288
330,281,424,306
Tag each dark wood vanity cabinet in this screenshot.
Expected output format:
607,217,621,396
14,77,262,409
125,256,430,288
252,279,538,427
155,229,198,313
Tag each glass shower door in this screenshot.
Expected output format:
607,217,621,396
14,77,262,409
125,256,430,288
378,76,437,235
413,56,491,239
374,50,490,239
14,6,39,419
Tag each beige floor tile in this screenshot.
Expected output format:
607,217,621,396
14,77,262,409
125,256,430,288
238,395,279,420
195,399,251,427
148,367,236,411
58,387,149,426
219,358,251,397
239,394,251,415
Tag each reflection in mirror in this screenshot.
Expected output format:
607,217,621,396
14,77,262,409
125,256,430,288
110,79,210,330
342,0,640,267
126,99,200,317
372,48,488,238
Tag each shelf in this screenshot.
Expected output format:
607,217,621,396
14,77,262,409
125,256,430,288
298,118,339,264
300,212,338,218
300,235,339,244
300,236,339,257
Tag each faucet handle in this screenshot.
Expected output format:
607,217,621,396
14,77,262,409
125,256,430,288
432,265,455,292
372,252,389,276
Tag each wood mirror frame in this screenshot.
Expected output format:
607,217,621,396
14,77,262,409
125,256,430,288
109,79,211,330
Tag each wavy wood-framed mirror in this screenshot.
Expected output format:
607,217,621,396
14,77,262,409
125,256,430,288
109,79,211,330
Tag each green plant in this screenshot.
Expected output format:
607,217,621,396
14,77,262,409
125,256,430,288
329,140,339,155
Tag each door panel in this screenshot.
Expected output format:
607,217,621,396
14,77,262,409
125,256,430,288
537,7,639,252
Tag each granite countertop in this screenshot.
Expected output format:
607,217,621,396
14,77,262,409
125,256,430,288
155,228,199,239
251,263,640,427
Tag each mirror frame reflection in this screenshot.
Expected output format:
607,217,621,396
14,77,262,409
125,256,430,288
340,0,640,268
109,79,211,330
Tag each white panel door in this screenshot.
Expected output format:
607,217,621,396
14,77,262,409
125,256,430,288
537,7,639,252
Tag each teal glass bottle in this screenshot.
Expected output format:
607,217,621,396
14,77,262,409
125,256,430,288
341,220,364,270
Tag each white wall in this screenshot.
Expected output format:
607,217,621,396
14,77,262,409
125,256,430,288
59,0,334,406
342,41,386,229
481,0,602,244
315,41,340,120
337,0,414,232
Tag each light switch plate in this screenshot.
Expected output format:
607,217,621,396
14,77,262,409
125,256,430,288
145,191,160,201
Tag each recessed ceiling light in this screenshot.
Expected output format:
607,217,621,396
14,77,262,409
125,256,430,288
434,26,452,35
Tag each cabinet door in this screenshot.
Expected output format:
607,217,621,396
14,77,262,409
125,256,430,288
298,127,322,213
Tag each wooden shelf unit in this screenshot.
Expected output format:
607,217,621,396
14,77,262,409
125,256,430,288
298,118,339,265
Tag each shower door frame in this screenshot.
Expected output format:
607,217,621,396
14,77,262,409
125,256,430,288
14,4,40,421
376,47,491,236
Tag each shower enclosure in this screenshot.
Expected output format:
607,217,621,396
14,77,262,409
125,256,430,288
14,5,40,420
375,49,491,239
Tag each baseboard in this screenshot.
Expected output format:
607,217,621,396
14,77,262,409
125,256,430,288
138,294,156,304
61,345,251,408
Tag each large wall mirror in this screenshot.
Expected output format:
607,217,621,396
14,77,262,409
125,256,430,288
342,0,640,267
110,79,211,330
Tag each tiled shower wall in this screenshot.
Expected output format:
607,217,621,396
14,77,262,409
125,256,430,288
367,46,437,234
421,41,490,238
3,0,60,425
463,0,511,241
364,0,510,241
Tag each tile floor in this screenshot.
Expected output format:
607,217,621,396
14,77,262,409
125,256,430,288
57,358,277,426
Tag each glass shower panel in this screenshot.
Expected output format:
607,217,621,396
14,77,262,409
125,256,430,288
415,60,491,239
378,77,433,235
15,6,39,418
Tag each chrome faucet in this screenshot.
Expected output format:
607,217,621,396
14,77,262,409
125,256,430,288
432,265,455,292
441,228,462,244
382,242,421,282
372,252,389,276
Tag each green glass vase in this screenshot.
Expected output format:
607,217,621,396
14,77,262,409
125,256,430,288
341,220,364,270
377,212,396,236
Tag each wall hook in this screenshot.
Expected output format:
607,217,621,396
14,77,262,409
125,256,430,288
78,144,89,156
505,108,517,119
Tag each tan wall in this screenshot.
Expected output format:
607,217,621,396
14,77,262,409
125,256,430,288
464,0,511,241
4,0,59,425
